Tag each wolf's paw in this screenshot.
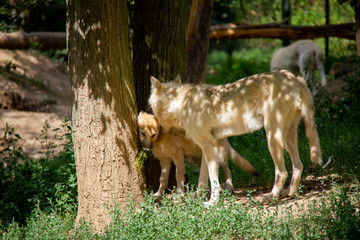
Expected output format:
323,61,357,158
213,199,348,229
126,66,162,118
221,182,234,193
196,187,210,198
153,195,162,202
203,201,212,208
280,189,290,198
260,193,278,205
154,192,162,197
175,188,185,195
203,199,217,208
153,192,163,201
196,189,205,198
287,190,299,198
172,190,185,200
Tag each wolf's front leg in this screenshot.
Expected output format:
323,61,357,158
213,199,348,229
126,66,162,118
154,159,171,197
197,155,209,196
202,143,221,206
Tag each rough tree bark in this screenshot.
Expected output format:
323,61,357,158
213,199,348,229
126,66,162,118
282,0,291,46
67,0,144,231
186,0,213,84
133,0,186,191
355,0,360,56
133,0,186,112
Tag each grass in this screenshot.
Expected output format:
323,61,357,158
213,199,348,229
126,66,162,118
206,47,274,85
1,48,360,239
2,184,358,239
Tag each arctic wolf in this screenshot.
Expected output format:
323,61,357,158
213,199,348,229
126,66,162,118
149,70,322,205
270,40,327,95
138,111,258,197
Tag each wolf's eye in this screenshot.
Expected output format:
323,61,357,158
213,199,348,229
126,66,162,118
140,132,145,137
151,134,157,138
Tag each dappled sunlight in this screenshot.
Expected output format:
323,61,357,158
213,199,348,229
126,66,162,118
68,3,137,121
67,7,139,173
149,70,322,204
66,1,142,230
16,51,41,65
73,19,101,40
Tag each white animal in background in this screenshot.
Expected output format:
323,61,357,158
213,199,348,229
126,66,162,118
149,71,322,205
270,40,327,95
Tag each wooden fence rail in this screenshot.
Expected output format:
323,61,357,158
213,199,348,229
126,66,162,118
0,23,355,50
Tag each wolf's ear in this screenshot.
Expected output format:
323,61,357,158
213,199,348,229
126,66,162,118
150,76,161,89
173,74,182,84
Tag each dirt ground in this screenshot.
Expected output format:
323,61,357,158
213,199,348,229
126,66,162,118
0,49,71,158
233,173,351,216
1,49,356,212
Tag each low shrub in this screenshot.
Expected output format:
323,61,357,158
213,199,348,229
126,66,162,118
4,182,356,239
0,120,77,227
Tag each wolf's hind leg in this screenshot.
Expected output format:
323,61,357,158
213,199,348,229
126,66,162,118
172,152,186,194
261,125,287,203
216,140,234,192
197,155,209,196
284,117,303,197
220,161,233,192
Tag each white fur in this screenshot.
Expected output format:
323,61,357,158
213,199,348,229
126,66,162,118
149,71,322,205
138,112,258,198
270,40,327,95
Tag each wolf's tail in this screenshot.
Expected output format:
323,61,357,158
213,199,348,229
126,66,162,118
300,85,323,166
229,147,259,176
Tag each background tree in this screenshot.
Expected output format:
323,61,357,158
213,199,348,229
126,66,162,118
133,0,187,191
282,0,291,46
354,0,360,56
186,0,213,84
338,0,360,56
133,0,186,112
66,0,144,231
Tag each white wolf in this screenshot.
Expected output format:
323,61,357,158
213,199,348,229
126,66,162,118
149,70,322,205
138,111,258,197
270,40,327,95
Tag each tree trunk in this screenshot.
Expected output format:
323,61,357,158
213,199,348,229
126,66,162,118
355,0,360,56
67,0,144,231
133,0,186,112
281,0,291,46
186,0,213,84
325,0,330,57
133,0,186,191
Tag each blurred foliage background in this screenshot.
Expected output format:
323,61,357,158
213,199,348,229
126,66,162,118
0,0,66,32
